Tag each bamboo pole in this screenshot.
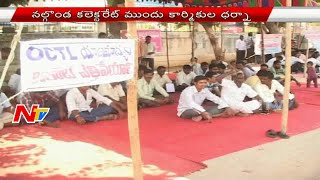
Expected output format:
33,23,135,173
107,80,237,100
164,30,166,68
221,23,224,53
261,23,265,64
125,0,144,179
0,23,24,90
163,2,170,71
281,0,293,135
191,22,195,59
304,40,309,78
165,24,170,71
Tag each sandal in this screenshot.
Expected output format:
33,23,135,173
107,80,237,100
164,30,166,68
276,131,290,139
265,129,278,138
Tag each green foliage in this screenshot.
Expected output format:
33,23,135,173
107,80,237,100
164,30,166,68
0,0,29,7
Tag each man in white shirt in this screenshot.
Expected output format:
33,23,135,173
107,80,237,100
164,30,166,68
254,71,298,111
0,91,17,130
267,55,285,69
236,35,247,62
8,68,21,94
176,65,197,92
236,61,255,80
66,86,125,125
138,69,173,108
190,57,201,75
152,66,172,87
98,82,127,111
177,76,236,122
221,72,262,116
141,36,156,70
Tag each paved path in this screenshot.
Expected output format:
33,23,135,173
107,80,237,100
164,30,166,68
187,129,320,180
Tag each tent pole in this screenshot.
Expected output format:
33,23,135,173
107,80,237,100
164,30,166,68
304,39,309,78
163,2,170,72
0,23,24,90
281,0,293,136
191,22,195,59
261,23,265,64
165,24,170,71
221,23,224,53
125,0,144,179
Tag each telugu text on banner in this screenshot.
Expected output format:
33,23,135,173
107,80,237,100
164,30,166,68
20,38,135,92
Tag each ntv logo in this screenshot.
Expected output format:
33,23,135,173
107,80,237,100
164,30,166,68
12,104,50,123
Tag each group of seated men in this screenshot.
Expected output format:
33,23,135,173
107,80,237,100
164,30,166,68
0,56,300,129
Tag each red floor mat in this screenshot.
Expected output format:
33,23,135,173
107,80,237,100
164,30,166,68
1,87,320,179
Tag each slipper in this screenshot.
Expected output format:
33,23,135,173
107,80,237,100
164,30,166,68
265,129,278,138
276,131,290,139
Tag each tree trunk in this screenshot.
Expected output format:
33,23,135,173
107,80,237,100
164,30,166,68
199,22,222,59
265,22,281,34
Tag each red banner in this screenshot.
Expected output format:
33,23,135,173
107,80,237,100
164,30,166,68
11,7,273,22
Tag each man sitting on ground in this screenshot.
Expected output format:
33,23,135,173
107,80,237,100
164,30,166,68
245,70,267,89
207,63,220,74
267,55,284,69
8,68,21,94
176,65,197,91
260,64,269,71
236,61,255,80
152,66,172,88
271,60,301,86
138,65,148,79
196,62,209,75
98,82,127,111
190,57,201,75
0,91,18,130
66,86,125,125
205,71,221,97
177,75,235,122
221,72,262,116
21,91,67,127
254,71,298,112
138,69,173,108
217,63,227,74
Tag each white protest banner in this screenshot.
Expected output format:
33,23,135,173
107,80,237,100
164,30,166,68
254,34,282,55
304,31,320,51
20,38,135,92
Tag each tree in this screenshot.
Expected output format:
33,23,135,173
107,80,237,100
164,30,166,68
198,22,223,58
0,0,29,7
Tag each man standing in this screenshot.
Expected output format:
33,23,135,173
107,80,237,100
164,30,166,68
245,32,255,63
141,36,156,70
236,35,247,62
177,76,236,122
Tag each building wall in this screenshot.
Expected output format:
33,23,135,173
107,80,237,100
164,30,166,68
0,32,238,85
